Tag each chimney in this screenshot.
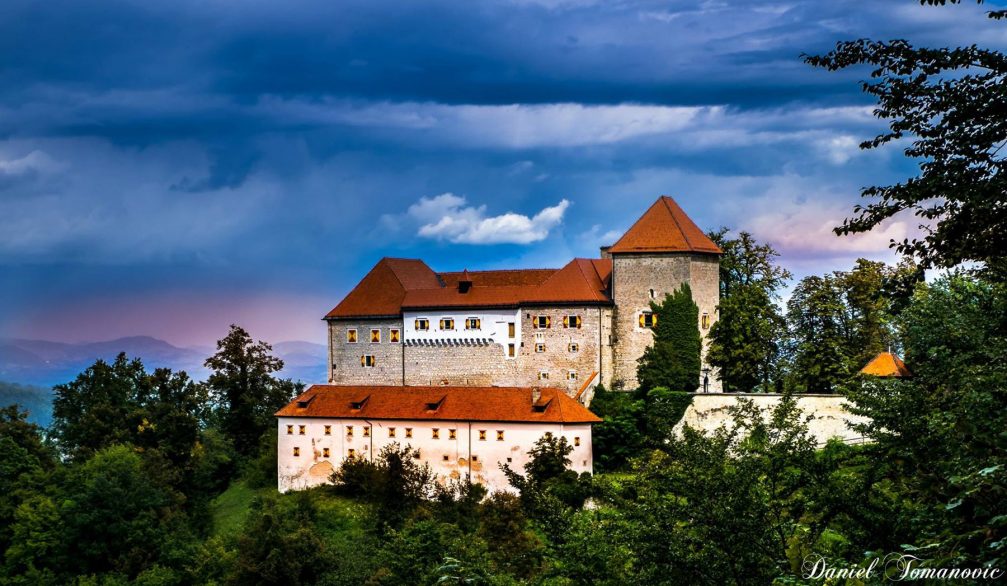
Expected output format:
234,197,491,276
599,245,612,260
458,269,473,293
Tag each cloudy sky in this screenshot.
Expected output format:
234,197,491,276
2,0,1004,347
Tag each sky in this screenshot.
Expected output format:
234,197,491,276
1,0,1005,347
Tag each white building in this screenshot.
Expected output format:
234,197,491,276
275,385,601,493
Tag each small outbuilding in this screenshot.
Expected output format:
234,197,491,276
859,351,912,378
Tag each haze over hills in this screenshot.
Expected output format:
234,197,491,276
0,336,329,426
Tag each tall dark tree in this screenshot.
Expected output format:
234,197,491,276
637,284,702,393
204,325,299,457
806,1,1007,274
707,229,791,392
786,275,852,393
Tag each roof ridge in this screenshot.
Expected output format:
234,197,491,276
661,196,695,250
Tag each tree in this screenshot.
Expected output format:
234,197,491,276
786,275,852,393
706,230,791,393
806,1,1007,273
331,443,435,532
205,325,299,458
637,283,701,392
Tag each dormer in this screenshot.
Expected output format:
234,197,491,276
425,395,447,412
349,395,370,410
296,395,316,409
458,269,473,294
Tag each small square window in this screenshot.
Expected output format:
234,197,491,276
465,317,481,330
478,430,486,441
472,455,479,462
323,447,330,458
506,457,512,463
363,426,370,438
496,430,505,441
324,425,331,436
298,425,306,435
286,425,293,435
405,428,413,438
442,454,449,462
432,428,440,439
346,426,353,437
388,427,396,438
346,329,357,343
448,429,456,440
348,448,355,458
293,447,300,457
439,318,455,331
569,342,579,353
574,436,581,447
389,329,400,343
370,329,381,343
415,318,430,331
568,371,578,381
535,343,546,353
361,355,376,367
414,450,421,459
640,312,657,328
538,371,549,380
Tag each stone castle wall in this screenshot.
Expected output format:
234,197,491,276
328,319,404,385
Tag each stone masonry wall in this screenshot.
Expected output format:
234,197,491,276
329,319,404,385
690,255,722,392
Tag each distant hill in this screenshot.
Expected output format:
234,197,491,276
0,336,327,389
0,381,53,427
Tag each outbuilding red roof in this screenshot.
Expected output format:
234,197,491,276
607,195,721,254
275,385,603,424
860,352,912,378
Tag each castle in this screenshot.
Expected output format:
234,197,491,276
324,195,723,397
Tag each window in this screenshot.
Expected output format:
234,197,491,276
574,436,581,447
448,429,456,440
388,427,396,438
508,322,516,338
346,426,353,437
298,425,306,435
465,317,481,330
389,329,400,343
370,329,381,343
478,430,486,441
472,455,479,462
439,318,455,330
533,315,551,329
324,425,331,436
508,344,516,358
347,329,357,343
567,371,578,381
363,426,370,438
414,450,421,459
432,428,440,439
563,315,582,328
442,455,449,461
538,371,550,381
415,318,430,331
568,342,579,353
535,342,546,353
286,425,294,435
640,312,657,328
348,448,355,458
496,430,505,441
323,447,330,458
701,312,710,329
293,447,300,457
649,288,656,299
361,355,376,367
405,428,413,438
506,457,512,463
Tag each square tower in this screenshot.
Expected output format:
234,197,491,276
605,196,722,392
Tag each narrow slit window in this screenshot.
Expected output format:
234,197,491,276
508,343,516,357
701,313,710,329
508,322,515,338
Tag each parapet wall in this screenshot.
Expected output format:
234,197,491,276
675,393,870,446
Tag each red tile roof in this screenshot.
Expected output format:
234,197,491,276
275,385,603,424
326,258,613,317
860,352,912,377
607,196,721,255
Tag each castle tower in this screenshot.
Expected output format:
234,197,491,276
605,196,722,392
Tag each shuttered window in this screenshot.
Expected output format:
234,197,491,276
533,316,551,329
562,315,582,328
640,312,657,328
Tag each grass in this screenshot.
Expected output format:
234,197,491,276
210,480,271,537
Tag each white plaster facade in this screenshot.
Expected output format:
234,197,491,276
402,308,522,358
277,416,594,493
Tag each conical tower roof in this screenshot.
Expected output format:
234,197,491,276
608,195,721,254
